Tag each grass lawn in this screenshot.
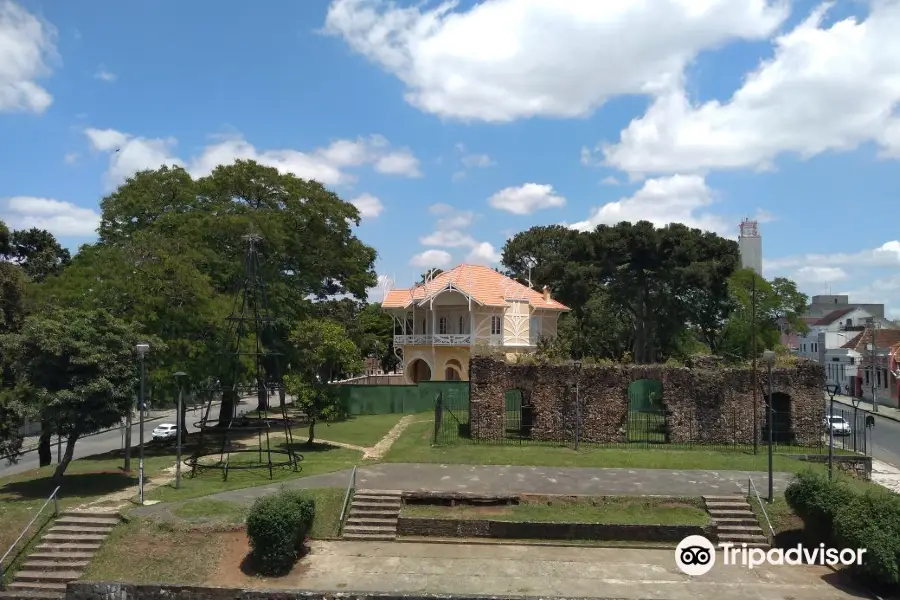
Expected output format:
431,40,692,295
402,496,709,525
313,413,405,447
388,420,817,471
84,487,344,584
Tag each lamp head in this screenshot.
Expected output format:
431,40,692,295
174,371,187,379
573,359,582,373
825,383,840,399
762,350,776,365
135,342,150,357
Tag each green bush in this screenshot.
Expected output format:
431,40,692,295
832,491,900,587
784,470,855,537
245,490,316,576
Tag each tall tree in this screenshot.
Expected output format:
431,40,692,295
5,228,72,282
285,318,363,443
0,308,162,481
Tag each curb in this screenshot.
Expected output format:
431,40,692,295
830,398,900,424
17,411,176,455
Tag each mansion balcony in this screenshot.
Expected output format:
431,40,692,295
393,334,473,346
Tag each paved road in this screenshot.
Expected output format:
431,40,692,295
0,402,229,479
829,395,900,467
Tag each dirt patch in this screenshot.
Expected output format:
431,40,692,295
207,530,311,588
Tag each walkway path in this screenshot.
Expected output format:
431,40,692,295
315,415,418,459
132,463,795,521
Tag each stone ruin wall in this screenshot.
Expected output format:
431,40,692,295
468,356,824,446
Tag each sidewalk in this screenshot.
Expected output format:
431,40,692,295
829,393,900,423
133,463,796,521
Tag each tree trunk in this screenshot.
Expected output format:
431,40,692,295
38,426,51,467
307,418,316,445
218,388,238,427
255,379,268,412
123,409,132,472
52,434,79,484
180,397,189,440
279,387,286,409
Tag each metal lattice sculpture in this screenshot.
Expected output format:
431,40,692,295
186,234,302,480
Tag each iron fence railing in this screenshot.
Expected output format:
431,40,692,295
0,486,59,587
748,477,776,540
433,394,868,455
338,466,357,537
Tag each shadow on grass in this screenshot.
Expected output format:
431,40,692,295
237,545,310,578
0,470,136,502
0,514,53,586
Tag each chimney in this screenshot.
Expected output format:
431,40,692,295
542,285,551,302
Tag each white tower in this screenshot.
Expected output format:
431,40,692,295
738,219,762,275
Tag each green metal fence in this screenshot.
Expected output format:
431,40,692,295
333,380,469,415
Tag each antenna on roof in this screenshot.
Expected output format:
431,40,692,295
523,256,537,288
380,274,393,300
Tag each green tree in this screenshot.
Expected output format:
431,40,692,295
4,228,72,282
285,319,363,444
0,308,163,481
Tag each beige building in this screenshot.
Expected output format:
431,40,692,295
381,264,570,383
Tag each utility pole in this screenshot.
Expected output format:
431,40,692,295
868,319,880,413
751,275,758,455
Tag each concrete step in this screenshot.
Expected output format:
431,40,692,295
355,489,402,496
720,542,770,549
705,501,752,510
718,534,769,544
702,495,747,501
342,532,396,541
5,582,67,593
34,543,100,553
718,525,763,533
0,590,65,599
47,525,113,536
350,507,399,517
28,551,95,561
346,516,398,527
707,509,755,517
54,516,120,528
343,524,397,535
13,571,82,583
351,501,401,510
40,533,106,543
57,510,121,519
21,560,90,571
712,518,759,526
352,497,402,506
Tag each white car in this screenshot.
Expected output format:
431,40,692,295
152,423,178,441
823,415,852,436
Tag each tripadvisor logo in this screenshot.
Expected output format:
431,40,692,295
675,536,867,575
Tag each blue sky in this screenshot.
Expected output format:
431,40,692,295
2,0,900,313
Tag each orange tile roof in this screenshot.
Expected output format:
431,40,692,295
381,264,569,311
841,328,900,350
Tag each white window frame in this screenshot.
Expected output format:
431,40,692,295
491,315,502,335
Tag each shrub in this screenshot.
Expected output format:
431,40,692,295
245,489,316,576
784,470,855,538
832,490,900,587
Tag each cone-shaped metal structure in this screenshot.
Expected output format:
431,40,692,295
186,233,302,480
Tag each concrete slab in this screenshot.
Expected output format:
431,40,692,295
267,540,869,600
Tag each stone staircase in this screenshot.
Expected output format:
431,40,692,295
703,496,769,549
0,511,122,600
341,489,401,541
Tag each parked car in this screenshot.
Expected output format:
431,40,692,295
152,423,178,441
823,415,851,436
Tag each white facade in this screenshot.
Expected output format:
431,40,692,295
738,219,762,275
796,307,874,362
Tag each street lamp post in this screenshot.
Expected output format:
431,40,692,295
573,359,582,451
136,342,150,504
825,384,839,481
762,350,776,503
867,340,879,414
174,371,187,490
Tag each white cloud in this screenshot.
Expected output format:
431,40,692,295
350,193,384,218
420,230,477,248
461,153,493,168
569,174,729,234
601,176,620,185
488,183,566,215
765,241,900,272
466,242,502,265
410,249,452,268
63,152,79,164
429,203,453,215
84,128,423,189
1,196,99,236
0,0,57,113
792,266,849,284
94,66,116,82
601,2,900,176
324,0,786,122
